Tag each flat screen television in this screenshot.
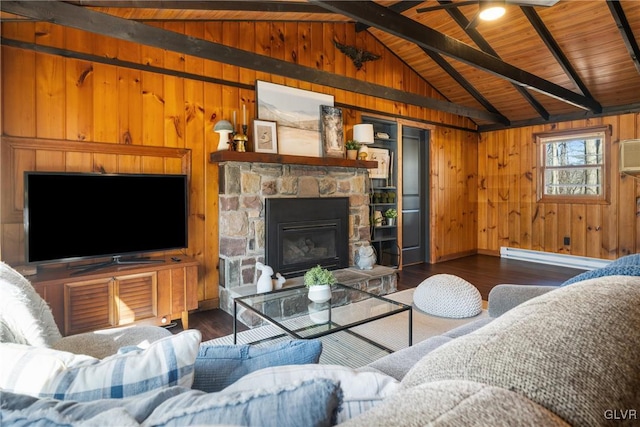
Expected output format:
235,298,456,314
24,172,188,270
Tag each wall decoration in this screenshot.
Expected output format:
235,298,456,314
320,105,344,158
333,40,381,70
256,80,334,157
368,147,390,179
253,120,278,154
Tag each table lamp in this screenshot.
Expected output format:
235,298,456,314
353,123,374,160
214,120,234,151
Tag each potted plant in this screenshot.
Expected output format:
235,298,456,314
304,265,336,303
387,192,396,203
345,140,360,160
384,208,398,226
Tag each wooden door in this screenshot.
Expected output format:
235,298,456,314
402,126,430,265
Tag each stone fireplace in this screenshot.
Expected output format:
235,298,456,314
213,155,397,319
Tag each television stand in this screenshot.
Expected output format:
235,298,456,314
30,255,198,336
70,255,164,275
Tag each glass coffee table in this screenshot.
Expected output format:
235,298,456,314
233,283,412,354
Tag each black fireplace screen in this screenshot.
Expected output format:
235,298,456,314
265,197,349,278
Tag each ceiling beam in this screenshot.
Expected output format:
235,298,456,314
444,5,550,120
422,48,509,124
521,6,594,98
606,0,640,74
0,1,503,123
479,101,640,133
68,1,331,14
311,0,602,113
355,1,422,32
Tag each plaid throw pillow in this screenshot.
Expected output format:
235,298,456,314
0,330,201,401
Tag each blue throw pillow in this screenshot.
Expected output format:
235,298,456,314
609,254,640,267
191,339,322,392
561,265,640,287
145,378,341,427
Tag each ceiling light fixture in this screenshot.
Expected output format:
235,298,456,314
479,1,506,21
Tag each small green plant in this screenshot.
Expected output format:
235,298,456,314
345,140,361,150
384,208,398,218
304,265,336,287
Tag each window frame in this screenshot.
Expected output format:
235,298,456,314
535,126,611,204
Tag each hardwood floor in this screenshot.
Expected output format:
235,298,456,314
169,254,584,342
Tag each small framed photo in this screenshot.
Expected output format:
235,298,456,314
369,147,390,179
253,119,278,154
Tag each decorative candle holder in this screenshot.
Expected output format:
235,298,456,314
233,128,248,152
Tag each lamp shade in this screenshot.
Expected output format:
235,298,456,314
214,120,234,133
353,124,374,144
214,120,234,151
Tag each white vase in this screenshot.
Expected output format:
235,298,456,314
307,284,332,303
308,302,329,324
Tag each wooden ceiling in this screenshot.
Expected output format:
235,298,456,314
3,1,640,131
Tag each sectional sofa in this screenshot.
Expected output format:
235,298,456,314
1,259,639,426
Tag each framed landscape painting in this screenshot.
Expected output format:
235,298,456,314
256,80,334,157
321,105,344,158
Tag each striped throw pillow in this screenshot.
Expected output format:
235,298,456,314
0,330,201,401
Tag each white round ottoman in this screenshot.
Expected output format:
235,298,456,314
413,274,482,318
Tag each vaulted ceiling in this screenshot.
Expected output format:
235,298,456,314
3,1,640,131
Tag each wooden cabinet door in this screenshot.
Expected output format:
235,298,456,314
114,272,157,326
64,278,114,336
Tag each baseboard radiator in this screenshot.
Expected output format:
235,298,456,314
500,247,610,270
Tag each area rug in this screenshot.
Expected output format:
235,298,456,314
203,289,488,368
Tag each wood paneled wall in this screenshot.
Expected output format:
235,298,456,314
2,20,478,309
478,114,640,259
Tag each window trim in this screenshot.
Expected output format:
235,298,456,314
535,125,611,204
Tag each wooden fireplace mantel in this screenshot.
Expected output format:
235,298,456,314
210,151,377,169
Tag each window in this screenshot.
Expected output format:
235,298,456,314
535,126,610,203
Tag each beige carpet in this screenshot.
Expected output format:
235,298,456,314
204,288,488,368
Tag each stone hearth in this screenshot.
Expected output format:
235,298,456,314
213,156,396,319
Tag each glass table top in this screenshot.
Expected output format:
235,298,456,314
234,283,411,340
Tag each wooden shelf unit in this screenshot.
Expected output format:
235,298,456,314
30,255,198,336
364,116,401,268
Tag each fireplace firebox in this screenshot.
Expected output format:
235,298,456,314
265,197,349,278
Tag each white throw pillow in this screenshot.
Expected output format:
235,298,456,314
0,343,96,396
0,261,62,346
0,330,201,400
223,364,400,423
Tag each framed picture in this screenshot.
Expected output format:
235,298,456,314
320,105,344,158
256,80,334,157
368,147,390,179
253,120,278,154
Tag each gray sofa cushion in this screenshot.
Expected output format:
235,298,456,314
51,325,172,359
339,380,569,427
363,317,493,381
402,276,640,427
486,284,557,317
364,336,454,381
